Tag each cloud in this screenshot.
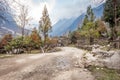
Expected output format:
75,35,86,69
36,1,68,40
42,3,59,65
28,0,56,26
50,0,106,24
50,0,90,24
9,0,106,27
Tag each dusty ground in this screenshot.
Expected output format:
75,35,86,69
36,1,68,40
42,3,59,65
0,47,95,80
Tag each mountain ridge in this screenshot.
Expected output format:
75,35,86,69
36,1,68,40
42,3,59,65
50,3,105,37
0,1,29,38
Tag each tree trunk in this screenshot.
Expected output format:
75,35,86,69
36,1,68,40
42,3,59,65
40,46,44,53
89,37,94,45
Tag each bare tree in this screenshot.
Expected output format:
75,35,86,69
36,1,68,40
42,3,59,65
18,5,29,37
12,0,30,37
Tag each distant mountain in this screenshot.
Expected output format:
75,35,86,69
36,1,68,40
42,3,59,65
50,18,76,36
0,2,29,38
0,11,21,37
50,3,105,37
93,4,104,18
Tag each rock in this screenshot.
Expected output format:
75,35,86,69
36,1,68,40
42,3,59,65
104,51,120,69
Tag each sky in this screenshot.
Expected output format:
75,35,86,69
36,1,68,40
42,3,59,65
10,0,106,28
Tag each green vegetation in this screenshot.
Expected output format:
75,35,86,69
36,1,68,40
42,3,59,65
69,5,108,46
1,0,120,53
3,28,42,53
0,5,55,54
0,54,14,59
79,6,108,39
39,5,52,52
103,0,120,27
87,66,120,80
80,5,98,40
69,0,120,49
27,50,41,54
103,0,120,38
1,29,41,54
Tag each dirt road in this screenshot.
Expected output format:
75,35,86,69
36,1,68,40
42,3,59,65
0,47,94,80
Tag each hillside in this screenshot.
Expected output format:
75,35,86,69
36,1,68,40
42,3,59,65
0,12,22,37
0,1,29,38
50,3,105,37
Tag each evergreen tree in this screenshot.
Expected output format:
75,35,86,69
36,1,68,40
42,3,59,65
39,5,52,46
86,6,95,22
103,0,120,38
80,6,100,45
103,0,120,27
81,6,96,33
82,15,89,27
82,6,95,30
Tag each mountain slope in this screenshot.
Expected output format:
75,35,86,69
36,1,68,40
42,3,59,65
0,14,20,37
50,3,105,37
0,1,29,38
50,18,76,36
93,3,104,18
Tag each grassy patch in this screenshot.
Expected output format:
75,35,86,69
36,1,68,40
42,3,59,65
25,50,41,54
68,44,76,47
0,54,14,59
87,66,120,80
47,47,62,53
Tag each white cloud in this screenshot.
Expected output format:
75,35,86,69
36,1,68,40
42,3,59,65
29,0,56,21
50,0,106,24
9,0,56,28
8,0,106,27
50,0,87,24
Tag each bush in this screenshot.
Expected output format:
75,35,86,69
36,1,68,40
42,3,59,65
0,34,12,48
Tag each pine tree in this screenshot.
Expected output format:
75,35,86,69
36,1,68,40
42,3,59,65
86,6,95,22
103,0,120,27
82,15,89,27
82,5,96,31
80,6,99,45
103,0,120,40
39,5,52,46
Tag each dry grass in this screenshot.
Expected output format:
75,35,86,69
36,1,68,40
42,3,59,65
0,54,14,59
87,66,120,80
